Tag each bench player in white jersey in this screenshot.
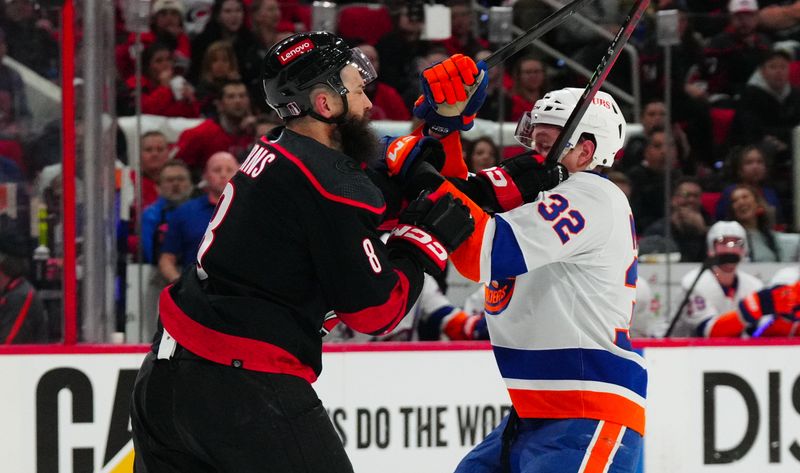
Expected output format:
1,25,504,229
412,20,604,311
427,88,646,473
669,221,763,337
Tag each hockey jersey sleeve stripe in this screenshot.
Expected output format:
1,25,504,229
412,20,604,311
490,215,527,281
337,269,410,336
267,141,386,216
508,388,645,436
493,345,647,398
438,180,492,282
158,287,317,382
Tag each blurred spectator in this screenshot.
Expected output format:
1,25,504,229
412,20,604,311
629,276,666,338
684,0,729,38
174,80,254,177
195,40,241,116
0,27,30,141
464,136,500,172
701,0,772,99
139,160,193,340
116,0,192,81
376,3,430,110
357,44,410,121
403,45,450,113
437,0,488,58
253,112,282,139
626,127,675,232
508,56,548,122
239,0,286,110
141,160,193,265
188,0,254,84
158,151,237,282
715,145,782,223
139,131,172,208
0,0,57,78
639,4,714,166
730,49,800,163
725,184,783,261
758,0,800,35
668,220,764,337
474,49,513,122
620,100,691,171
120,42,200,118
0,232,48,344
643,177,710,262
607,170,633,199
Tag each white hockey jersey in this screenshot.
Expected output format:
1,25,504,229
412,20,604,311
449,172,647,435
670,268,763,337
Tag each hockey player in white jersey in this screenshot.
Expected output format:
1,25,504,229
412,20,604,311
669,221,763,337
430,88,646,473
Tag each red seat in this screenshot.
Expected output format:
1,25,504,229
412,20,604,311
337,4,392,45
709,107,735,147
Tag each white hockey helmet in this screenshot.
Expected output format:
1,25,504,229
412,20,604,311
706,220,748,257
514,88,626,169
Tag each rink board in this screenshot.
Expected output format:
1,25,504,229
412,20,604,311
0,340,798,472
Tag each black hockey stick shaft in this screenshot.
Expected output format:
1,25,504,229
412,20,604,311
664,258,714,337
483,0,594,69
545,0,650,164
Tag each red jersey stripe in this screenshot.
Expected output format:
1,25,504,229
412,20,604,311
158,287,317,382
337,269,410,335
3,288,34,345
263,139,387,216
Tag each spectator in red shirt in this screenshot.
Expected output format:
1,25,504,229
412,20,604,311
438,0,489,58
116,0,192,81
357,44,410,120
121,42,201,117
174,79,254,176
508,56,549,121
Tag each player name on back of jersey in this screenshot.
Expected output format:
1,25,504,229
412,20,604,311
240,144,277,178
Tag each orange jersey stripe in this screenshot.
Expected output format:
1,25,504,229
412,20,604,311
437,180,489,282
581,422,624,473
508,389,645,436
707,311,746,337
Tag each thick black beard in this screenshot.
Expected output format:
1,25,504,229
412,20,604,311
336,114,378,165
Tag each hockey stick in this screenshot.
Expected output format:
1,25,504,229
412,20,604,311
545,0,650,165
483,0,594,69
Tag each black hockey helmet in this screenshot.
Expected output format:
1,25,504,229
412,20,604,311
262,31,377,122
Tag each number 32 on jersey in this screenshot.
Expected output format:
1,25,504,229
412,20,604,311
536,194,585,244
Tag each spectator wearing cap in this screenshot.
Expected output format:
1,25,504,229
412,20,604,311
643,177,711,262
174,80,255,176
0,234,48,344
701,0,772,99
120,42,200,118
730,48,800,166
669,220,764,337
0,0,58,78
115,0,192,81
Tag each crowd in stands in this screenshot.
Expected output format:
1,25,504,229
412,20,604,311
4,0,800,343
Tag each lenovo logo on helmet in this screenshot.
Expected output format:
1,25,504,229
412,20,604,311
278,39,315,65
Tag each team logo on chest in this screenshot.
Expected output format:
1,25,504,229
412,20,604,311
485,278,516,315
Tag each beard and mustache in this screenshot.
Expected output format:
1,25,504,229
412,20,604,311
334,113,379,166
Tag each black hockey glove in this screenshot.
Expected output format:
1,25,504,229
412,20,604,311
476,152,569,212
388,189,474,275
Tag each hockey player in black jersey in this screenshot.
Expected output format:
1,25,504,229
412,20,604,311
130,31,475,473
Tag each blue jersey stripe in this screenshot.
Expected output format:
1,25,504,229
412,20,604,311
491,215,527,280
492,345,648,398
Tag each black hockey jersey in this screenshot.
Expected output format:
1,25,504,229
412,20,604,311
158,128,425,381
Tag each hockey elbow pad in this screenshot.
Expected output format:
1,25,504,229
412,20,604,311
388,189,474,275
